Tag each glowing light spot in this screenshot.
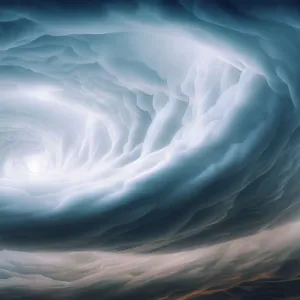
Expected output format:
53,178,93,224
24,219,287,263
25,155,48,176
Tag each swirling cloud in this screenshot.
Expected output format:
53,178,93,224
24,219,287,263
0,0,300,299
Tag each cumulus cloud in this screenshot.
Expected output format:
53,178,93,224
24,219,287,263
0,0,300,299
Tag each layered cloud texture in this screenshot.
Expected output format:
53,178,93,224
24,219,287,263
1,0,300,299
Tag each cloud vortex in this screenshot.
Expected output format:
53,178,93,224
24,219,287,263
1,0,300,299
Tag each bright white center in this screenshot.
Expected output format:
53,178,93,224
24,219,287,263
26,155,47,176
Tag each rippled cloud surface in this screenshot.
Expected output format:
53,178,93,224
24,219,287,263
1,0,300,299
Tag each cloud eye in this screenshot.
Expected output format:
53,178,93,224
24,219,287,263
0,2,295,252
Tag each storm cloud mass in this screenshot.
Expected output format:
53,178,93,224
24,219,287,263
0,0,300,299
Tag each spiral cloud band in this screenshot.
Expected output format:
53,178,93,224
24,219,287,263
1,0,300,299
